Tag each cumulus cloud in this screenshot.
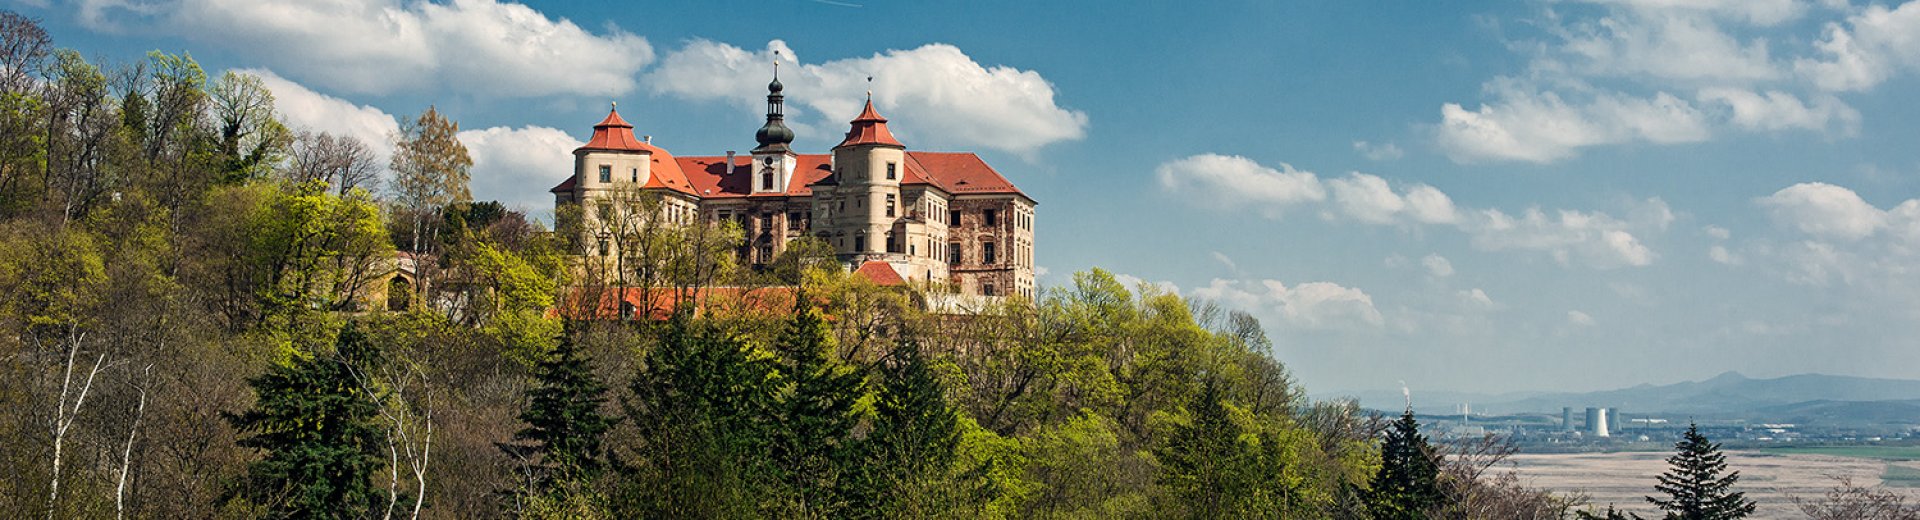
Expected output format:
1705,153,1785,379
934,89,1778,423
1155,154,1326,216
245,69,401,159
645,39,1086,156
247,69,579,210
1433,0,1907,164
79,0,651,97
1698,88,1860,134
1796,2,1920,92
1437,80,1710,163
1193,279,1385,330
458,126,582,213
1353,140,1405,161
1758,182,1887,240
1423,254,1455,277
1158,154,1662,268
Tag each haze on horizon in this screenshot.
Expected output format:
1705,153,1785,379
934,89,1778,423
21,0,1920,395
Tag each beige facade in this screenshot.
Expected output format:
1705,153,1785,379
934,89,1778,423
551,81,1035,297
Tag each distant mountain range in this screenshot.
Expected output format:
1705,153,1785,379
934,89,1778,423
1318,372,1920,423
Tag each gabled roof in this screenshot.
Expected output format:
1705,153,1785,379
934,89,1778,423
853,261,906,286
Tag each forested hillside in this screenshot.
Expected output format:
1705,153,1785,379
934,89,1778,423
0,11,1575,518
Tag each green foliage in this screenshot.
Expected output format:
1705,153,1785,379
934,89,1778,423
227,324,391,518
767,300,867,517
862,340,971,518
1369,409,1445,520
617,314,781,518
509,332,617,501
1648,423,1757,520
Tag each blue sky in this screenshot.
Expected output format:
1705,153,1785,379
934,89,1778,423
17,0,1920,396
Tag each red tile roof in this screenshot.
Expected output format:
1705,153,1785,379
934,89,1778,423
558,286,799,321
552,107,698,196
853,261,906,286
835,100,903,148
669,152,1022,199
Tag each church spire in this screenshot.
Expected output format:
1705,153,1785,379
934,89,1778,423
753,51,795,154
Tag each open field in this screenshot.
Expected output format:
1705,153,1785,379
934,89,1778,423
1507,450,1920,518
1761,445,1920,461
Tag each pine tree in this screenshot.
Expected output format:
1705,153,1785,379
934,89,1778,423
511,332,616,488
861,340,963,518
1367,408,1444,520
768,299,866,517
1156,378,1253,519
227,324,389,519
1647,423,1756,520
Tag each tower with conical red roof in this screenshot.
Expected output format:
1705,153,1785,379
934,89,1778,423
830,95,908,261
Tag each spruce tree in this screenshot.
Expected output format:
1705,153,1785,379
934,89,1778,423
768,299,866,517
228,324,389,519
510,332,616,488
1367,408,1444,520
861,340,963,518
1647,423,1756,520
1156,378,1253,519
619,311,780,518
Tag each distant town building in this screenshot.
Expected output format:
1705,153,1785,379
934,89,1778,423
1587,407,1610,438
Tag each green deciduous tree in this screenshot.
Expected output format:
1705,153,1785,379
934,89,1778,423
1647,423,1756,520
227,324,391,519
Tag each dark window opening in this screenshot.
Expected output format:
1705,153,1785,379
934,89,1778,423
983,242,996,264
886,162,897,180
985,209,998,227
950,210,960,226
598,165,611,183
949,243,960,264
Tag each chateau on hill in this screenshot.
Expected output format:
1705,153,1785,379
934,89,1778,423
550,72,1036,298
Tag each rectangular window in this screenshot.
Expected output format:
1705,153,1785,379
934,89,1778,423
948,242,961,264
631,168,638,183
983,242,996,264
788,211,801,229
985,209,998,227
854,236,866,252
950,210,960,226
886,194,896,218
886,162,897,180
597,203,613,220
598,165,611,183
983,284,996,297
597,238,610,256
886,233,899,253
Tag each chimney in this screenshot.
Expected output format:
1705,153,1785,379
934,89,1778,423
643,135,652,144
725,151,736,176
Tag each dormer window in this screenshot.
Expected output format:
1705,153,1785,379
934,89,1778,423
762,169,774,191
598,165,611,183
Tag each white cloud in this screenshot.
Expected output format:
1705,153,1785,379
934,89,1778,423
1113,274,1180,296
1353,140,1405,161
1158,154,1660,268
1709,244,1743,265
1705,225,1733,239
458,126,582,213
248,69,579,211
1583,0,1808,26
1698,88,1860,134
1796,2,1920,92
1459,288,1495,307
1193,279,1385,330
1567,310,1597,326
245,69,401,159
1423,254,1455,278
1557,9,1782,82
1464,206,1657,268
1156,154,1326,216
645,39,1086,156
1329,173,1406,224
1210,251,1239,273
1437,79,1710,163
1757,182,1886,240
80,0,652,97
